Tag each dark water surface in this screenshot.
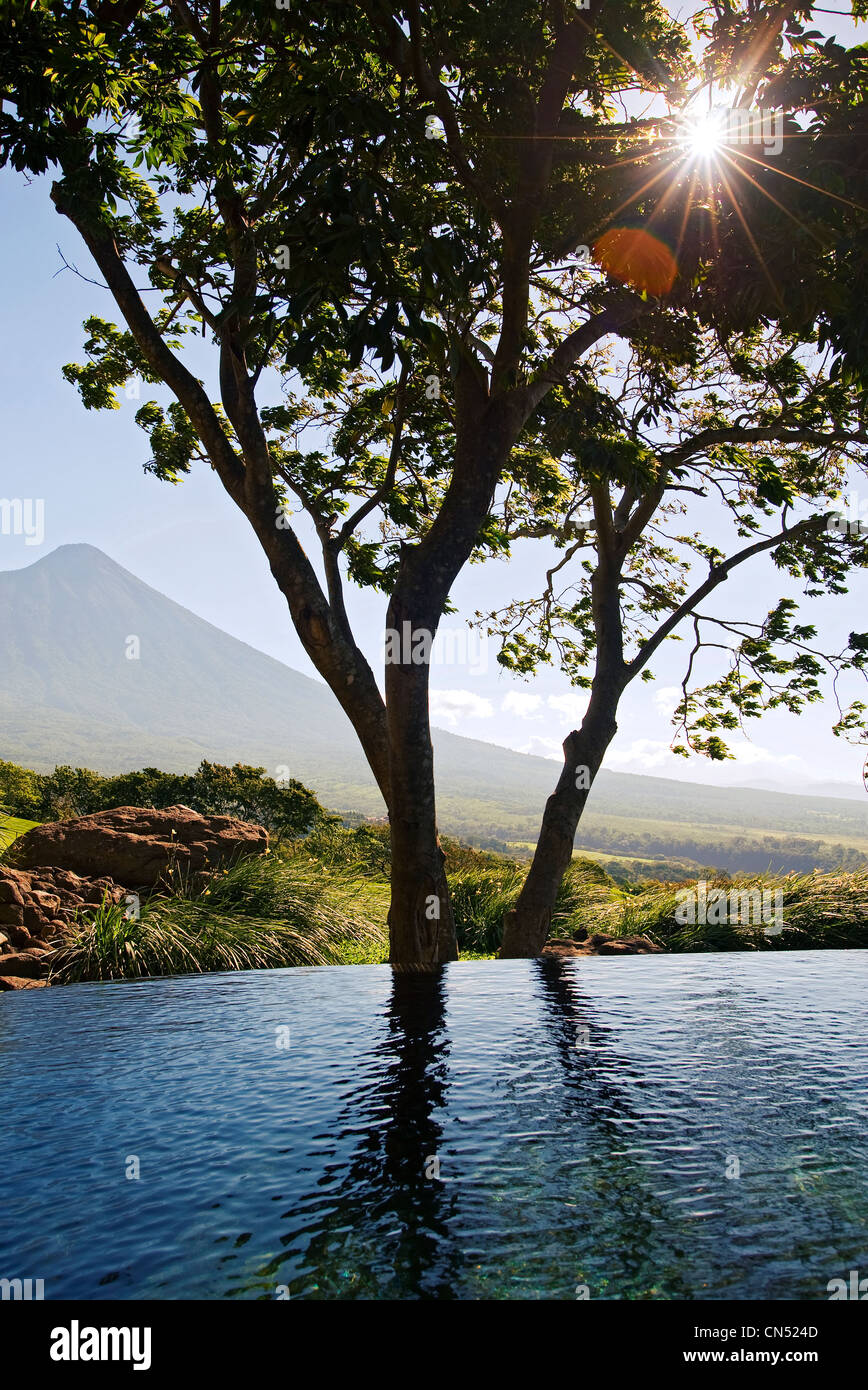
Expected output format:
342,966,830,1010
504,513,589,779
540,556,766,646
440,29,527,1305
2,952,867,1300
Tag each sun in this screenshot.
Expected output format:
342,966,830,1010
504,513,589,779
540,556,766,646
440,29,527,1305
677,111,725,161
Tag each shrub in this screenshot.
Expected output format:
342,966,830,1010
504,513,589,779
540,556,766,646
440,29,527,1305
296,819,391,877
49,856,387,982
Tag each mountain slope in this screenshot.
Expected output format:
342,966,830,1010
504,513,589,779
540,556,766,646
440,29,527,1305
2,545,867,871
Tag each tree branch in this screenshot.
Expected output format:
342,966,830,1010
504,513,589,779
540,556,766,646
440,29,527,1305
334,359,410,548
627,513,829,677
364,0,505,222
664,423,868,468
51,181,246,497
523,298,645,415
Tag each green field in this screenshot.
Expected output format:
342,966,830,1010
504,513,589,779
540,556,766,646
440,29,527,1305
0,815,39,854
569,812,868,877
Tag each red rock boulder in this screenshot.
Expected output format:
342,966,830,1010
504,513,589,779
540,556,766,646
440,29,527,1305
0,866,126,948
8,804,268,889
542,932,663,958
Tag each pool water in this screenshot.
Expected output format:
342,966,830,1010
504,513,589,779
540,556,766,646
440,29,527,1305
2,952,867,1300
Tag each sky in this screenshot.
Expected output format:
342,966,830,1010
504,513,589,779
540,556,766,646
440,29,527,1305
2,3,867,798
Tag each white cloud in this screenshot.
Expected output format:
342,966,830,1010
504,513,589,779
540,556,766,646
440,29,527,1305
607,739,676,772
606,737,808,778
547,692,588,722
730,744,802,768
653,685,681,717
430,689,494,727
519,736,563,760
502,691,543,719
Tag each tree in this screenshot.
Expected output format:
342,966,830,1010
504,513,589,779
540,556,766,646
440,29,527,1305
178,760,325,840
0,759,42,821
477,326,868,953
484,9,868,955
3,0,860,965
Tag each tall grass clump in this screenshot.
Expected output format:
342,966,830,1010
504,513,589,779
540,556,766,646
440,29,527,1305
446,854,628,956
557,867,868,952
759,868,868,949
551,858,623,933
448,862,525,954
49,855,387,983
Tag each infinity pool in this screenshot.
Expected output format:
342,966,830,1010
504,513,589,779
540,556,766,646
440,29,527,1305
2,953,867,1299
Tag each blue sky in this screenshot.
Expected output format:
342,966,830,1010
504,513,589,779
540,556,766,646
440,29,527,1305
2,9,868,798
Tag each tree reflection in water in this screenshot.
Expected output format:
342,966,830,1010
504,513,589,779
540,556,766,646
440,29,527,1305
282,967,460,1299
530,956,697,1299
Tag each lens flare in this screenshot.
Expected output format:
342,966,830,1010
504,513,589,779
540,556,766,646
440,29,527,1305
593,227,678,297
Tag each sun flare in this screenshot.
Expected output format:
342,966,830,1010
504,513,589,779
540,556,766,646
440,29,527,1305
678,111,725,160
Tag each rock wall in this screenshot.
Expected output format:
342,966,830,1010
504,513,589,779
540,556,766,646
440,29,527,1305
0,866,126,990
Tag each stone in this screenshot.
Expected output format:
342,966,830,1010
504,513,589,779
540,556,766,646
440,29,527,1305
0,975,49,990
80,886,114,906
30,890,61,913
7,926,35,949
9,805,269,889
0,865,129,961
0,950,48,978
22,904,50,934
542,932,663,958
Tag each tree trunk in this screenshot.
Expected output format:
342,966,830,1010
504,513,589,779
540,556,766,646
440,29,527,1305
381,407,521,967
384,596,459,969
500,706,618,958
387,800,457,969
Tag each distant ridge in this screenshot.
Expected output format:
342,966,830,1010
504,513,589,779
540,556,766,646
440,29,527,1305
2,545,867,871
735,777,867,802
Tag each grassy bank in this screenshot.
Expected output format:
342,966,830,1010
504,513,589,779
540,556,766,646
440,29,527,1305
37,822,868,984
49,853,389,982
